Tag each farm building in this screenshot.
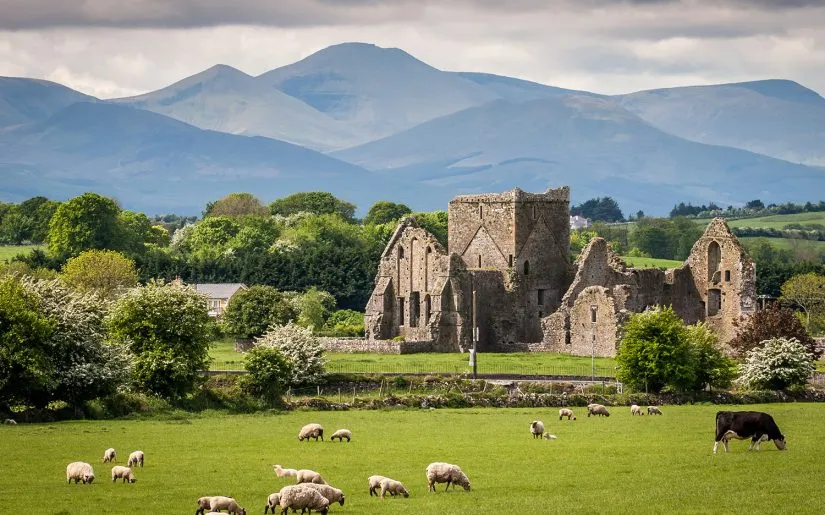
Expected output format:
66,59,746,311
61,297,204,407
192,283,247,317
364,187,755,357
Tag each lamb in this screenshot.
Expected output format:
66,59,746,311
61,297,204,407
543,433,557,440
648,406,663,415
66,461,95,484
264,493,280,514
329,429,352,442
301,483,346,506
3,418,16,425
559,408,576,421
102,447,116,463
275,484,330,515
127,450,144,468
587,403,610,417
425,462,471,492
298,423,324,442
274,465,298,478
530,420,545,439
195,496,247,515
631,405,644,416
368,475,389,496
111,465,136,483
296,469,326,485
379,478,410,499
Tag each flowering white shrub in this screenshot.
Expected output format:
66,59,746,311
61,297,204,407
254,322,326,386
736,337,815,390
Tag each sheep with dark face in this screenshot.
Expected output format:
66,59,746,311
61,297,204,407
298,423,324,442
648,406,663,415
329,429,351,442
530,420,545,439
368,475,388,497
301,483,345,506
66,462,95,484
275,485,330,515
195,496,246,515
559,409,576,421
111,466,136,484
379,478,409,499
631,405,644,416
587,403,610,417
425,462,470,492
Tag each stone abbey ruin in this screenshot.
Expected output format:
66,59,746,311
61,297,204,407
364,187,756,357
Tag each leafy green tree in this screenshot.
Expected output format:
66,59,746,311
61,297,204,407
269,192,357,222
61,249,139,299
684,323,736,390
571,197,624,222
616,307,696,393
117,210,156,255
185,216,241,255
205,192,269,217
228,217,279,254
20,196,60,244
149,225,171,247
323,309,365,337
364,201,412,225
253,322,325,387
736,337,815,390
294,287,336,331
411,211,448,248
780,273,825,331
222,285,298,339
0,277,55,409
47,193,121,258
729,303,819,358
107,281,213,399
241,346,291,403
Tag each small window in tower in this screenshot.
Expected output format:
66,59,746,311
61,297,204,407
479,204,483,219
532,204,537,220
537,289,546,305
478,254,482,268
508,255,513,267
398,247,404,259
725,270,731,282
590,305,597,324
426,246,432,254
524,260,530,275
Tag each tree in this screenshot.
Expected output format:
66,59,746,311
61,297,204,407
205,193,269,218
117,210,156,256
323,309,365,337
184,217,241,255
48,193,121,258
364,201,412,226
736,337,815,390
780,273,825,330
241,346,291,403
729,303,819,358
745,199,765,210
293,287,336,331
253,322,325,386
269,192,357,222
571,197,624,223
107,281,213,399
411,211,449,248
684,323,736,390
61,250,139,299
222,285,298,339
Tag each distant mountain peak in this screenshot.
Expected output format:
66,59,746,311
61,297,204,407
727,79,824,105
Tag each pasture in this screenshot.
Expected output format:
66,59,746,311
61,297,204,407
0,244,42,262
727,212,825,230
2,404,824,514
619,256,684,269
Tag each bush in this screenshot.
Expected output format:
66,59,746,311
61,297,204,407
323,309,365,336
729,303,819,358
222,285,297,339
253,322,326,387
242,346,291,404
736,337,816,390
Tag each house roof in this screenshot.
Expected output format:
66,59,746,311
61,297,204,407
193,283,247,299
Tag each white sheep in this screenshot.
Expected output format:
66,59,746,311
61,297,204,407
296,469,326,485
264,493,280,514
273,464,298,478
558,408,576,421
329,429,352,442
587,403,610,417
648,406,663,415
379,478,410,499
66,461,95,484
111,465,136,483
631,404,644,416
102,448,116,463
276,484,330,515
368,475,389,496
3,418,16,425
196,496,247,515
298,423,324,442
301,482,346,506
127,450,144,468
530,420,545,439
543,433,557,440
425,462,471,492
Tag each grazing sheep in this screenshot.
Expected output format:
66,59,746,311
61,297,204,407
296,469,326,485
302,483,346,506
379,478,409,499
127,450,144,468
543,433,557,440
264,493,280,514
587,403,610,417
558,408,576,421
102,448,116,463
298,423,324,442
648,406,663,415
66,461,95,484
329,429,352,442
530,420,545,439
425,462,471,492
111,465,136,483
3,418,16,425
276,484,330,515
274,464,298,478
196,496,247,515
631,405,644,416
368,475,389,496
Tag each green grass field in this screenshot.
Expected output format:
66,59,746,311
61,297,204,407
2,404,823,514
0,244,43,262
727,212,825,229
740,236,825,253
210,340,618,377
619,256,684,269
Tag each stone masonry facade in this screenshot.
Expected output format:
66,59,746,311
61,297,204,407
364,187,756,357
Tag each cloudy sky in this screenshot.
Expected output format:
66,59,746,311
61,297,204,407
1,0,824,98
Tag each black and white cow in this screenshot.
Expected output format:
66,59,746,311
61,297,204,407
713,411,786,454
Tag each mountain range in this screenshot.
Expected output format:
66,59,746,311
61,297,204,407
2,42,825,216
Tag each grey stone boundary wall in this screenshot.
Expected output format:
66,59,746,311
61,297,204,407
319,337,434,354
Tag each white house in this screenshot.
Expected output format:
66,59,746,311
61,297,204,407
569,215,591,230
